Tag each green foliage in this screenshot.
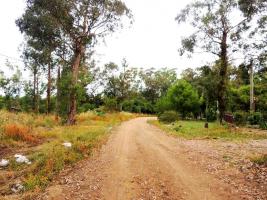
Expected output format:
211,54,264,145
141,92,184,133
150,120,267,141
139,68,177,103
248,112,263,125
176,0,250,123
94,109,105,116
205,108,217,122
0,63,22,111
155,96,172,114
102,60,139,105
259,121,267,130
234,111,248,125
167,80,200,118
17,0,131,124
228,85,250,112
78,103,95,113
158,111,180,123
103,97,118,111
121,98,154,114
58,69,72,122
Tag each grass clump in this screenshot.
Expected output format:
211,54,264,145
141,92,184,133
3,124,39,144
251,154,267,165
150,120,267,141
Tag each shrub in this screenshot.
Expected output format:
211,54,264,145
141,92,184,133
155,96,172,114
260,112,267,130
260,121,267,130
167,80,200,118
205,108,217,122
78,103,95,113
3,124,38,144
158,111,179,123
95,110,105,116
122,98,154,114
103,98,118,111
248,112,263,125
234,111,248,125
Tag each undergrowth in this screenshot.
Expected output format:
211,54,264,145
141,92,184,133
149,120,267,141
0,110,137,193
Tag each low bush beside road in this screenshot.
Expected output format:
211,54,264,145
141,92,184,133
158,111,180,123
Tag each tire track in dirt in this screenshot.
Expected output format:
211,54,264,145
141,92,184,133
38,117,240,200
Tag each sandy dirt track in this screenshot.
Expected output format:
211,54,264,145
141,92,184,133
38,117,244,200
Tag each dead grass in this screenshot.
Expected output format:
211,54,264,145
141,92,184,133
0,110,138,195
3,124,39,144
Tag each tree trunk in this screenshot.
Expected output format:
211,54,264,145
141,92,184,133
33,68,38,113
218,31,228,124
36,75,40,114
46,61,52,114
249,59,255,113
55,65,61,121
67,45,85,125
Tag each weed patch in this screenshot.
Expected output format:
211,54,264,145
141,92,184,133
3,124,39,144
149,120,267,141
251,154,267,165
0,111,138,193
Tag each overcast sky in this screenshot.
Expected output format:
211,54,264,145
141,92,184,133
0,0,216,76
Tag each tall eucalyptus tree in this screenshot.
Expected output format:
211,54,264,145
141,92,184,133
176,0,248,123
17,0,131,124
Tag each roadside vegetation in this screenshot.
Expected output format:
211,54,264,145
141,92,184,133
0,110,137,195
251,154,267,166
0,0,266,198
150,120,267,141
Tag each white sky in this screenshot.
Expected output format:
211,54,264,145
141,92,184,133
0,0,215,76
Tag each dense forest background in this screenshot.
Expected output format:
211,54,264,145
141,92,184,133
0,0,266,127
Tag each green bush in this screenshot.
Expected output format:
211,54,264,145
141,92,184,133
167,80,200,118
205,108,217,122
248,112,263,125
103,98,118,111
122,98,154,114
155,96,172,114
94,108,105,116
260,121,267,130
260,112,267,130
262,112,267,121
158,111,179,123
234,111,248,125
78,103,96,113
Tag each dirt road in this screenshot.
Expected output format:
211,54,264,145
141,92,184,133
39,117,241,200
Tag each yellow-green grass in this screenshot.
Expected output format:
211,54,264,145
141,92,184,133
0,110,137,192
250,154,267,165
149,120,267,141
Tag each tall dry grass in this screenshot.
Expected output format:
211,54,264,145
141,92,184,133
3,124,38,144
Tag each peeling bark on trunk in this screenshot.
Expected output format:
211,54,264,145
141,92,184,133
47,61,52,114
33,68,39,114
36,75,40,114
33,71,37,112
67,45,85,125
55,65,61,121
218,31,228,124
